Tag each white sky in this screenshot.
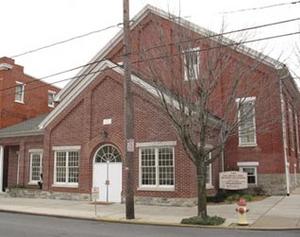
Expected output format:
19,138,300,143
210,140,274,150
0,0,299,88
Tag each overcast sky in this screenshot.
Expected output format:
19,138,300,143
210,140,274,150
0,0,299,88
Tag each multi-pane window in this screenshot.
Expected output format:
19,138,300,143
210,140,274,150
140,147,174,188
288,105,295,151
15,82,25,103
240,167,257,185
206,164,212,187
48,91,56,108
237,97,256,146
295,114,300,153
54,150,80,185
29,152,42,183
183,47,200,81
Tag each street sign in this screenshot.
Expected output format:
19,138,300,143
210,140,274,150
127,139,134,152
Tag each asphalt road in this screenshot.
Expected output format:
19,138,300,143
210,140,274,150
0,212,299,237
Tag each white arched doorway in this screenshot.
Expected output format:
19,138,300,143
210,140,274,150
92,144,122,203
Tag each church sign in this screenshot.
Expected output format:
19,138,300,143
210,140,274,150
219,171,248,190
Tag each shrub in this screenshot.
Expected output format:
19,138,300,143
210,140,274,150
181,215,225,226
242,194,253,202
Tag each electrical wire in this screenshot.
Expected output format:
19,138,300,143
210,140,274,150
1,29,300,96
10,23,122,58
220,0,300,14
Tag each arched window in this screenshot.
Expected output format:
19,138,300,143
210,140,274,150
94,145,121,163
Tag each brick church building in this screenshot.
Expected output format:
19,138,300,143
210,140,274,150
0,5,299,205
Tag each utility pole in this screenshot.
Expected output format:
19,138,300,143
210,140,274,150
123,0,135,219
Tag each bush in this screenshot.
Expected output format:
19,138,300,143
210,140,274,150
242,194,253,202
181,215,225,226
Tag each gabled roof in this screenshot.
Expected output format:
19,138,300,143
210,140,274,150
39,60,220,129
55,4,285,103
0,114,47,138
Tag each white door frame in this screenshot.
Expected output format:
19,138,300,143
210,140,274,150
92,144,122,202
0,146,4,192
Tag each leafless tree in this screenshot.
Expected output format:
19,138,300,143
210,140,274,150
135,15,281,218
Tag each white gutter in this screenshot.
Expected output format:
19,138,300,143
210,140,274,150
279,71,290,196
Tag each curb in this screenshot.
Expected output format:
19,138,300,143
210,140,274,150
0,208,299,231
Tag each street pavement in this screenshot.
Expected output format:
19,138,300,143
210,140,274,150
0,212,299,237
0,188,300,229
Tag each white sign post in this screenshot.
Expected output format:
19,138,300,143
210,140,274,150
219,171,248,190
91,187,100,216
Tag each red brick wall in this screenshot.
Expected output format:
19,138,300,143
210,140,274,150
43,70,219,198
104,13,295,176
0,57,60,128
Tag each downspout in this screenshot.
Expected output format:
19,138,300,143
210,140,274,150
279,71,290,196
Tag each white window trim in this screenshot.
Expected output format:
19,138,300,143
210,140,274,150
28,151,43,185
15,81,25,104
236,97,257,147
48,90,56,108
138,146,175,191
238,161,258,185
183,47,200,81
295,114,300,154
136,141,176,148
52,146,81,151
206,163,213,189
53,149,80,188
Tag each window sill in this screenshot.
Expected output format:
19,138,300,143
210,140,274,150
28,181,38,185
239,143,257,148
206,184,214,190
14,100,24,104
137,186,175,192
52,184,78,188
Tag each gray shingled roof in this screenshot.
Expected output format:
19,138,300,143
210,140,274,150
0,114,47,138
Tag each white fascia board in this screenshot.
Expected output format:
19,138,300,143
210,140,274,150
39,60,114,129
56,4,283,103
55,6,152,102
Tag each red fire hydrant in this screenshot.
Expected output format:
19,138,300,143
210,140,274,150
235,198,249,226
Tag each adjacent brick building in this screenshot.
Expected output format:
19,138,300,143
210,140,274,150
0,57,60,192
0,5,299,205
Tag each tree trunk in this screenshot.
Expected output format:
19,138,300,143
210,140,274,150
196,162,207,218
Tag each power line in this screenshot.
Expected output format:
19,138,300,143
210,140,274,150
1,29,300,96
3,16,300,93
220,0,300,14
142,16,300,52
10,23,122,58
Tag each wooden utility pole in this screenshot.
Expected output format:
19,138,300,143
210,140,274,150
123,0,135,219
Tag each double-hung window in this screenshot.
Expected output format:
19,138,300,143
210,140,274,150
237,97,256,147
206,163,213,188
15,81,25,103
139,143,175,190
183,47,200,81
29,150,43,184
54,147,80,187
48,90,56,108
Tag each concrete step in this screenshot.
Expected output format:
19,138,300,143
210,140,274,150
0,192,9,198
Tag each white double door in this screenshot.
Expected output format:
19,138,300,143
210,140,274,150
93,161,122,203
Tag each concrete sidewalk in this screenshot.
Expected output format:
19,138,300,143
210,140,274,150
0,190,299,229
